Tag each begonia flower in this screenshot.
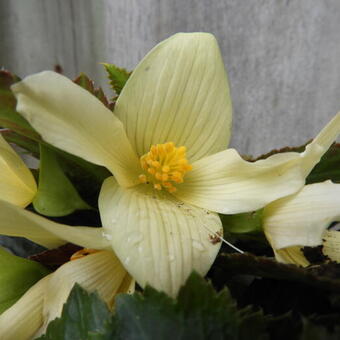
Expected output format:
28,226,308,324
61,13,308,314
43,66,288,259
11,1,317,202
8,32,340,296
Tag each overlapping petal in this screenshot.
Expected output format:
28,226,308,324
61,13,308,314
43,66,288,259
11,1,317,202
0,276,47,340
273,247,310,267
0,134,37,207
263,181,340,252
0,251,133,339
114,33,232,161
11,71,140,187
99,176,222,297
323,230,340,262
175,113,340,214
0,199,110,249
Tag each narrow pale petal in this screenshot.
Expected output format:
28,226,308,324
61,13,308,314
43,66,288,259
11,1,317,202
0,276,48,340
0,134,37,207
37,251,131,335
263,181,340,251
114,33,232,161
99,176,223,297
323,230,340,262
0,199,110,249
0,251,132,339
11,71,140,187
175,113,340,214
274,247,310,267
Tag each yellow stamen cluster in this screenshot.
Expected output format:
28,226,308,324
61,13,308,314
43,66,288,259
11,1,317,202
70,248,99,261
139,142,192,193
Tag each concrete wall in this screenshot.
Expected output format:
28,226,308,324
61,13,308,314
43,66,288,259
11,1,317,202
1,0,340,156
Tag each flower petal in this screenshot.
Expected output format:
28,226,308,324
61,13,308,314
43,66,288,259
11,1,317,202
321,230,340,262
37,250,131,336
114,33,232,161
263,181,340,250
11,71,140,187
175,113,340,214
273,247,310,266
99,176,222,297
0,276,48,340
0,199,109,249
0,134,37,207
0,251,132,339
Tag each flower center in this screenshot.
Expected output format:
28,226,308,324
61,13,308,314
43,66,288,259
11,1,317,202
138,142,192,193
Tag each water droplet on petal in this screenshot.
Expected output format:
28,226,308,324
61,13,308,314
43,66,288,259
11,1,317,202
192,240,205,252
102,231,112,241
169,254,175,262
128,232,144,245
124,257,130,265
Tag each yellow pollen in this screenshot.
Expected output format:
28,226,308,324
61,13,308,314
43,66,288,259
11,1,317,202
162,165,170,173
138,142,192,193
139,174,147,183
154,183,162,190
70,248,99,261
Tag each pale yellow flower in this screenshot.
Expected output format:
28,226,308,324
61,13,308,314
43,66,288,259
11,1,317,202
263,180,340,266
5,32,340,296
0,139,132,339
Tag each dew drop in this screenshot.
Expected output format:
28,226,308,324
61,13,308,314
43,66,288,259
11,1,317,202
169,254,175,262
102,231,112,241
192,240,205,252
128,232,144,245
124,257,131,265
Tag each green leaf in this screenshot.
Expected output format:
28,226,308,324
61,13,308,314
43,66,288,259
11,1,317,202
74,73,111,109
37,284,116,340
220,209,264,234
306,143,340,184
0,247,50,314
103,63,131,95
33,144,91,217
1,130,39,157
0,70,41,141
115,272,268,340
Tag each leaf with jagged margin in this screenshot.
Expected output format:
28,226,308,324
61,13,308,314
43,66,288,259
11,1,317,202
115,272,268,340
0,247,50,314
0,70,41,141
103,63,131,95
37,284,116,340
74,73,112,109
33,145,91,217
